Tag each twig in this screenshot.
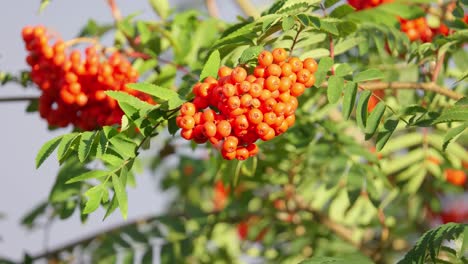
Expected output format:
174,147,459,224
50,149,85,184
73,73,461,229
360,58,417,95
235,0,260,18
0,96,38,103
289,26,303,55
359,81,463,101
431,51,445,83
205,0,220,18
320,4,335,75
64,37,99,47
106,0,122,21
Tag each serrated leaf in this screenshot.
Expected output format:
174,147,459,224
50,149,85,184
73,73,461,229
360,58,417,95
39,0,50,13
78,131,98,163
324,0,340,8
126,83,184,109
433,106,468,124
365,102,386,139
397,223,467,264
239,46,263,64
83,185,105,214
57,133,80,163
320,20,339,35
356,90,372,130
327,76,344,103
342,81,357,119
299,48,330,60
281,16,295,31
36,135,63,168
66,170,109,184
354,69,384,83
112,173,128,219
376,119,399,151
200,50,220,81
109,135,137,158
378,3,425,20
442,123,467,150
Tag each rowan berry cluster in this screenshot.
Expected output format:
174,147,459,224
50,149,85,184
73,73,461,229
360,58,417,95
399,17,449,43
176,48,317,160
347,0,450,43
22,25,154,130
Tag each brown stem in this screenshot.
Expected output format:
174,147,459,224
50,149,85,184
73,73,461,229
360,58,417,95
431,51,445,83
106,0,122,21
289,27,303,55
235,0,259,18
359,81,463,101
205,0,220,18
64,37,98,47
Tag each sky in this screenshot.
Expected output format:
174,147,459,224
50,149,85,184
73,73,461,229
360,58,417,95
0,0,268,260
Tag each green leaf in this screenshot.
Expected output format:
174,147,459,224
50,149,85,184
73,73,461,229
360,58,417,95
21,201,48,229
78,131,98,163
299,48,330,60
39,0,50,13
327,76,344,104
281,16,296,31
397,223,467,264
354,69,384,83
330,4,355,18
105,90,154,111
200,50,220,81
334,37,365,55
356,90,372,130
376,119,399,151
442,123,467,151
112,173,128,219
314,57,334,86
433,106,468,124
126,83,184,109
36,135,63,168
66,170,109,184
324,0,340,8
149,0,170,20
83,185,105,214
342,81,357,119
239,46,263,64
57,133,80,164
335,63,353,77
378,3,425,20
365,102,386,139
109,135,137,159
320,20,339,35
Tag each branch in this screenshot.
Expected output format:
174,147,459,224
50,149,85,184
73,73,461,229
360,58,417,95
235,0,259,18
205,0,220,18
359,81,464,101
106,0,122,21
0,96,38,103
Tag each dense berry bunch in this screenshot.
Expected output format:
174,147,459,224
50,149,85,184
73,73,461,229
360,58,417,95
22,25,154,130
176,48,317,160
348,0,392,10
399,17,449,43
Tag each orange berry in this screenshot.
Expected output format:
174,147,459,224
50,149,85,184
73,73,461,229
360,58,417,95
251,98,261,108
236,147,250,160
272,48,288,63
275,120,289,135
285,114,296,127
181,129,194,140
216,120,232,137
249,83,263,98
296,69,312,84
218,66,232,78
288,57,303,72
303,58,318,73
259,89,272,101
445,169,467,186
180,102,196,116
178,115,196,129
263,97,277,112
238,81,251,94
304,74,316,88
240,93,253,108
247,108,264,124
254,66,265,78
265,76,280,91
290,82,305,96
246,74,256,83
266,64,282,77
246,143,259,156
263,112,277,126
75,93,88,107
256,122,270,137
203,121,217,137
280,63,293,77
279,77,292,92
227,96,241,110
202,109,216,123
261,127,276,141
231,67,247,83
60,89,75,105
223,136,239,153
258,50,273,67
234,115,249,130
222,149,237,160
